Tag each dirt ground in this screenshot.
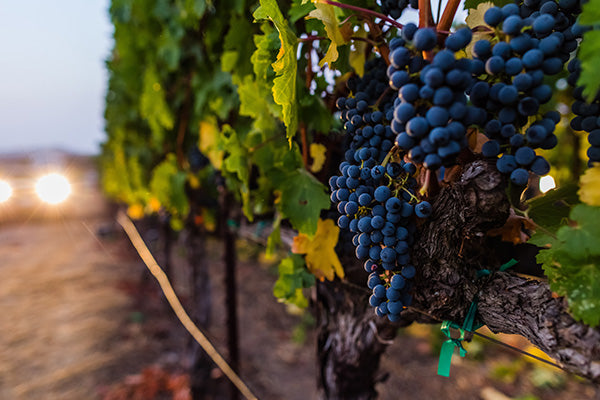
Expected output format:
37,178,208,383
0,171,599,399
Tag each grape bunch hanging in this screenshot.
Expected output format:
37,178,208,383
329,0,585,320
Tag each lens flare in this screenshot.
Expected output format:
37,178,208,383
539,175,556,194
0,180,12,203
35,173,71,204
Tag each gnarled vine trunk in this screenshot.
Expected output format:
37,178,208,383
316,278,401,400
409,159,600,382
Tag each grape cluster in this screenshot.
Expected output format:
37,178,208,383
469,2,582,185
390,25,474,170
567,58,600,165
189,146,210,172
331,58,433,322
379,0,418,19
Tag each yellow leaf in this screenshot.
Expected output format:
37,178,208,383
465,2,494,29
310,143,327,173
349,25,367,77
307,2,348,67
188,174,201,189
199,118,224,169
148,197,161,213
292,218,344,281
127,203,145,220
579,164,600,206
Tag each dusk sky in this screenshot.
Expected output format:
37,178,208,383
0,1,112,155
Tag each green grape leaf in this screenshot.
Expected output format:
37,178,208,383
578,0,600,26
273,254,315,308
235,74,280,133
251,24,279,80
557,205,600,257
307,2,348,67
157,28,182,70
140,66,174,147
221,126,250,186
298,92,332,133
526,183,579,247
181,0,207,19
464,0,513,9
289,0,316,23
221,14,255,76
578,30,600,101
279,168,330,236
266,215,282,258
254,0,299,141
150,154,189,223
537,204,600,326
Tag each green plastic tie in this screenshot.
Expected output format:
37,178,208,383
437,299,479,377
476,269,491,278
438,259,517,377
500,258,518,271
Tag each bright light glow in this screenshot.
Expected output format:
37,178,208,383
540,175,556,193
0,180,12,203
35,173,71,204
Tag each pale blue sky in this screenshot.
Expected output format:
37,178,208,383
0,1,466,155
0,1,112,154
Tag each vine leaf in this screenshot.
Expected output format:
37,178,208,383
254,0,299,141
537,204,600,327
577,0,600,101
464,0,512,10
292,218,344,281
266,215,282,258
198,117,224,169
526,183,579,247
307,2,348,67
289,0,316,23
279,168,330,235
309,143,327,173
465,2,494,28
251,24,279,80
464,2,494,58
487,208,536,244
579,164,600,206
577,30,600,102
273,254,315,308
579,0,600,25
349,25,368,77
150,154,189,230
140,66,174,147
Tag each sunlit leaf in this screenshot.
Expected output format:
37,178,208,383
579,164,600,207
307,2,348,67
253,0,299,140
292,218,344,281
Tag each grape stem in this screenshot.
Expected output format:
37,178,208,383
419,168,439,198
339,13,360,26
437,0,462,33
381,145,399,167
299,35,327,42
319,0,403,29
418,0,435,28
351,36,381,47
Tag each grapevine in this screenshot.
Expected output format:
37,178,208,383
101,0,600,390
